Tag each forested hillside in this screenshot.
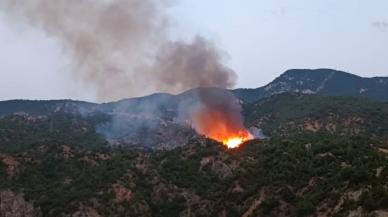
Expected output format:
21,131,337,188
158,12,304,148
0,93,388,216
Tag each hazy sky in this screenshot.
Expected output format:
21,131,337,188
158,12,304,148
0,0,387,101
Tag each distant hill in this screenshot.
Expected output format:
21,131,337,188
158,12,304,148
2,91,388,150
1,69,387,117
0,69,387,149
233,69,388,102
0,88,231,117
0,88,232,150
0,99,97,117
243,93,388,139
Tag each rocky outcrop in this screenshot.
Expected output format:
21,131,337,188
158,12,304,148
112,184,133,204
0,190,41,217
0,155,21,178
200,156,234,179
68,206,101,217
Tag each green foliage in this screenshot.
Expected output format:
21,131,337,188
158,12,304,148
0,112,387,216
152,196,186,217
3,147,141,216
359,185,388,211
0,114,108,153
156,140,230,199
295,198,315,216
243,93,388,138
233,69,388,102
261,196,280,214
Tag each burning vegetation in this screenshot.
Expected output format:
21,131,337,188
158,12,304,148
222,134,252,148
191,108,252,148
189,89,253,148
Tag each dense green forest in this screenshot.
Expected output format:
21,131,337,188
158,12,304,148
0,94,388,216
0,133,387,216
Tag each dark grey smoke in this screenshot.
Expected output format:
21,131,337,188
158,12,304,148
0,0,251,146
0,0,236,101
154,36,237,93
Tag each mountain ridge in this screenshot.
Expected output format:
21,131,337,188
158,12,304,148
233,68,388,102
1,70,388,216
1,68,387,116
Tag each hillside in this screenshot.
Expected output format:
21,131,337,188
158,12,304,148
0,88,231,150
0,95,388,216
1,88,388,150
1,69,387,119
1,70,388,216
0,114,108,153
0,132,388,216
0,100,97,117
243,93,388,140
1,69,387,149
233,69,388,102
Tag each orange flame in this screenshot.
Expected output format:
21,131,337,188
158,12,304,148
191,107,253,148
222,133,252,149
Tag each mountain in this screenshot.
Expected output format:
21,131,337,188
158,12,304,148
1,69,387,118
0,88,234,150
0,88,231,117
243,93,388,140
1,71,388,216
0,99,97,117
233,69,388,102
2,92,388,152
1,69,387,150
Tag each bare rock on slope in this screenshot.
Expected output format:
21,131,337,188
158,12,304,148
0,190,41,217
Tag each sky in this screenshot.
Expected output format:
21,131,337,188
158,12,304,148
0,0,387,101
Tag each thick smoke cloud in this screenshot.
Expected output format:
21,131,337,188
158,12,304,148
188,88,251,143
0,0,236,101
0,0,251,145
154,36,236,94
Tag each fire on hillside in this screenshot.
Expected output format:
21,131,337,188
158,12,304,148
189,91,253,148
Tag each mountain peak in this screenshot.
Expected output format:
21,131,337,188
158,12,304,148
279,68,364,81
233,68,388,102
282,68,339,76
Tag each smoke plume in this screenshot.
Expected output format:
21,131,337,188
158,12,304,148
0,0,236,101
188,88,252,144
0,0,252,146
